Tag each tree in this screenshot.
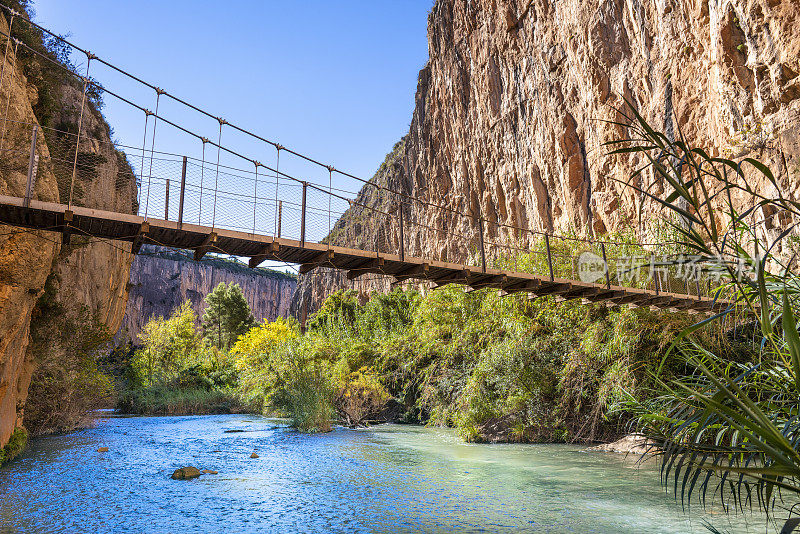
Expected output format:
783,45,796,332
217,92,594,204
134,301,201,386
202,282,255,350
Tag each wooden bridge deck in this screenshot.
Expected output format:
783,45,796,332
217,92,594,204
0,195,730,313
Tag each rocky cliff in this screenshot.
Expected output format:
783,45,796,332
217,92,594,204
0,7,136,444
118,246,297,344
294,0,800,314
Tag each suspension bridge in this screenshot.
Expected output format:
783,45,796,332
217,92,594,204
0,7,732,320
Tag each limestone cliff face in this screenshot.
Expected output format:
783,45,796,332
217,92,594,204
0,14,60,447
0,10,136,444
294,0,800,314
119,246,297,344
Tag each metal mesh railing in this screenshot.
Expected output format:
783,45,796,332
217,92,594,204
1,7,784,308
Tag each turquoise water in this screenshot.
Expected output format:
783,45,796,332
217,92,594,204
0,415,769,533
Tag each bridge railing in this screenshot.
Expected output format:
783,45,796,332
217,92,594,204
2,110,737,308
0,10,744,308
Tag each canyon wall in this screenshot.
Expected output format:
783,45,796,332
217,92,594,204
118,246,297,344
294,0,800,314
0,9,136,444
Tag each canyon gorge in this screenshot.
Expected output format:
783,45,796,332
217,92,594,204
2,0,800,451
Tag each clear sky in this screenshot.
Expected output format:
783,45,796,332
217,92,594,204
30,0,431,190
27,1,433,270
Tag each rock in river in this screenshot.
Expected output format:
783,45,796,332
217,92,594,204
588,434,652,455
171,466,202,480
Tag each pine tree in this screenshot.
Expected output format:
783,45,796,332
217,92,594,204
201,283,255,350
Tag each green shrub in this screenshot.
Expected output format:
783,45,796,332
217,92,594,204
229,283,728,441
1,428,28,466
25,275,115,436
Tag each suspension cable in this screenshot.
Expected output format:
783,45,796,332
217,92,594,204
68,52,93,208
137,110,149,211
252,160,259,234
0,13,15,102
0,39,18,152
199,138,207,224
212,119,224,229
274,146,280,236
144,90,162,218
0,9,686,250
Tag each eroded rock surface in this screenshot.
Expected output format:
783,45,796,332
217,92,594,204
589,433,652,455
294,0,800,313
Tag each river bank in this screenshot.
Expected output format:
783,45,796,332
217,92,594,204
0,414,769,533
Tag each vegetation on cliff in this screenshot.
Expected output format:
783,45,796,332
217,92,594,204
0,0,137,457
0,428,27,466
23,273,115,435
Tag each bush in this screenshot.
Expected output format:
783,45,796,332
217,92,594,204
335,368,390,426
0,428,28,466
228,283,725,441
25,275,115,436
118,299,253,415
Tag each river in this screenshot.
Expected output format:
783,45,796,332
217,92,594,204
0,414,769,533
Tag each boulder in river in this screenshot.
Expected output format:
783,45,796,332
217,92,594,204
588,434,652,455
96,447,109,453
202,470,218,475
250,452,259,459
171,466,202,480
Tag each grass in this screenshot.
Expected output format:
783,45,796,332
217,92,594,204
116,387,255,416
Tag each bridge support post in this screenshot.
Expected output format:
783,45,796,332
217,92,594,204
178,156,187,228
24,124,38,209
545,233,554,281
653,260,660,295
398,199,405,262
600,242,611,289
300,182,307,247
164,179,169,220
478,217,486,273
277,200,282,238
61,209,73,249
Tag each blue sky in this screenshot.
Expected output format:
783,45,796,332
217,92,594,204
31,0,431,191
28,1,433,269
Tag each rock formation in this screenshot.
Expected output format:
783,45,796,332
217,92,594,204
0,10,136,445
118,246,296,344
294,0,800,314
